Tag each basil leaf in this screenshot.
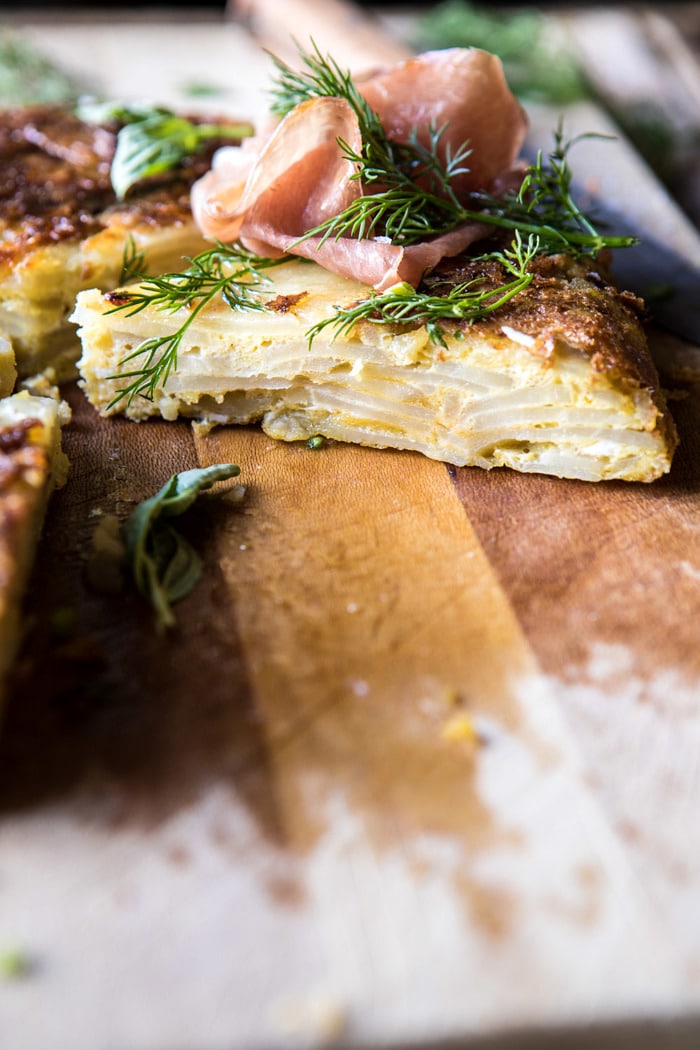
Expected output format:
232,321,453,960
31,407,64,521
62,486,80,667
157,527,202,603
78,99,252,199
123,463,240,631
110,113,203,199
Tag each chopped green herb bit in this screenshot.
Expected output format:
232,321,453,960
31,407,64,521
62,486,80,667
0,947,31,980
180,81,226,98
306,435,326,450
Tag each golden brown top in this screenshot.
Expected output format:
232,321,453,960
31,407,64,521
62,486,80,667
0,104,240,264
428,251,657,394
0,416,47,493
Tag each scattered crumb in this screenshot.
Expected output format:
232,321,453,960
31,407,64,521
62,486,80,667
18,369,72,424
191,419,215,437
220,483,247,507
270,994,348,1043
442,711,480,746
442,685,461,708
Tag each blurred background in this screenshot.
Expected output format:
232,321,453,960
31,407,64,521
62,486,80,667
0,0,697,227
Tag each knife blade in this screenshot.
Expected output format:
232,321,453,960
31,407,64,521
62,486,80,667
525,100,700,346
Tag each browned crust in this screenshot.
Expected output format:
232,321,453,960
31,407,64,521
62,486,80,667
266,291,310,313
428,251,658,394
0,104,245,268
0,417,42,485
0,415,52,701
425,248,679,463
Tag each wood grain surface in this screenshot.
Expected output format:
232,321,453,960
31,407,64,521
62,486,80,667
1,8,700,1050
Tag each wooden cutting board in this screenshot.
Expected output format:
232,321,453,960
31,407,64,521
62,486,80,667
1,11,700,1050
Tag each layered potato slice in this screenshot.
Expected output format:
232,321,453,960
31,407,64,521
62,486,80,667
0,390,69,710
0,213,208,382
73,253,677,483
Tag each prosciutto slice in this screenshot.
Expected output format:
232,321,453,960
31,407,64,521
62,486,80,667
191,48,528,291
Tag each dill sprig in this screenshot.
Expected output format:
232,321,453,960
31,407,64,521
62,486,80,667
270,42,470,197
307,231,539,347
269,42,366,119
466,126,633,255
272,42,473,245
295,125,472,248
120,234,147,284
106,243,286,407
301,121,635,255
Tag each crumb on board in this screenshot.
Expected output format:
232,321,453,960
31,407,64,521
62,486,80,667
442,711,481,746
269,994,348,1043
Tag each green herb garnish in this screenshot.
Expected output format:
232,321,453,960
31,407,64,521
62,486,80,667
123,464,241,631
270,39,469,221
269,42,366,119
466,125,636,256
120,234,147,284
272,43,472,248
78,100,252,199
107,243,286,407
307,231,539,346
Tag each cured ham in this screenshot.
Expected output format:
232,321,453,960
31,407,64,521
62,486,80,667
191,48,528,291
357,48,527,196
